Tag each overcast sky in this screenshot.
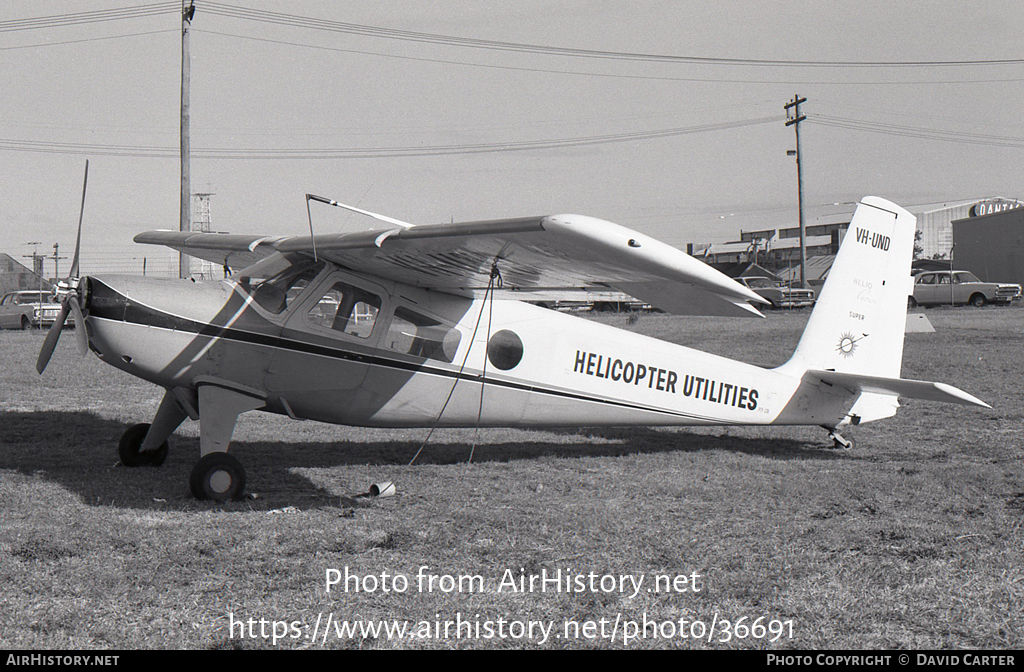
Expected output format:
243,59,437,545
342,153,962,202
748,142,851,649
2,1,1022,276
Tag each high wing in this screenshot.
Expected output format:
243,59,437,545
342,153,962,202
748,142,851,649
133,230,288,271
135,213,768,317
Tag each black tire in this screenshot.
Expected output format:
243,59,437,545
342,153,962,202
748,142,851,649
118,423,168,467
907,296,918,308
20,316,31,330
969,294,986,308
190,452,246,501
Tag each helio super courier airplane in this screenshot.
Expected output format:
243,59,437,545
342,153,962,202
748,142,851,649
36,171,989,501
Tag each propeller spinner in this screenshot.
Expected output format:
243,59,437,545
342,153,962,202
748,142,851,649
36,160,90,374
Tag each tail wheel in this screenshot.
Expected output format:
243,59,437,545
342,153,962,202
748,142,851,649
118,423,168,467
190,452,246,501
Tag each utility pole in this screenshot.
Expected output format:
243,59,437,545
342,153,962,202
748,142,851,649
23,243,43,294
785,95,807,287
51,243,67,281
180,0,195,279
949,243,956,307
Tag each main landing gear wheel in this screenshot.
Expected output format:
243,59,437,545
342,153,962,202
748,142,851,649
118,423,168,467
190,452,246,501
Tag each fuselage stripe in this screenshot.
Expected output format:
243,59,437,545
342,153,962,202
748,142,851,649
87,282,720,423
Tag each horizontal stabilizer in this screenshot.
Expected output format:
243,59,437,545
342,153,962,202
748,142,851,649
808,369,991,408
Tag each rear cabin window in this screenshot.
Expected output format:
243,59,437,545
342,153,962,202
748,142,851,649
385,307,461,363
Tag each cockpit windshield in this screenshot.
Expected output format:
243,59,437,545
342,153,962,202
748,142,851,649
234,254,325,314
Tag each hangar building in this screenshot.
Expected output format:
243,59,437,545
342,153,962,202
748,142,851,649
0,253,50,295
918,197,1021,260
952,205,1024,285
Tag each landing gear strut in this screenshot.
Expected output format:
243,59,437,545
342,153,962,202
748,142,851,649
824,426,854,450
186,384,263,501
125,384,262,501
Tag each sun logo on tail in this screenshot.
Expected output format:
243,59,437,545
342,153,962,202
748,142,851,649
835,331,860,356
836,332,862,358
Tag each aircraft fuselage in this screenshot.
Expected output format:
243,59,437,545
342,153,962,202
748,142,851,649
82,267,846,433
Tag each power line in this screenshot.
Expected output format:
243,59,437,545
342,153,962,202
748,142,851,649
195,29,1024,87
5,3,1022,82
0,3,178,32
4,2,1023,73
200,1,1024,69
809,114,1024,149
0,28,176,51
0,116,781,159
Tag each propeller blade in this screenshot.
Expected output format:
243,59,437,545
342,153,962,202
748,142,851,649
36,302,71,374
38,159,90,374
70,160,88,279
69,297,87,356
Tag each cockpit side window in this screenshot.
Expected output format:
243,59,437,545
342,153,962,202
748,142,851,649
307,281,381,339
385,307,462,363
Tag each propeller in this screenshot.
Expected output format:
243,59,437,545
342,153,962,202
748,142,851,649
36,160,90,374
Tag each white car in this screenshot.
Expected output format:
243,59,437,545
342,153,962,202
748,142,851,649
0,290,62,329
911,270,1021,307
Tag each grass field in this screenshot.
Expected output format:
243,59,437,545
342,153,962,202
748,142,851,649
0,307,1021,649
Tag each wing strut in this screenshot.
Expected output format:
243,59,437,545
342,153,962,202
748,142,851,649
306,193,419,261
306,194,415,228
407,259,503,467
304,194,319,262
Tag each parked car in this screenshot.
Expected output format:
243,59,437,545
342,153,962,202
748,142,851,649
0,290,62,329
735,277,816,309
910,270,1022,307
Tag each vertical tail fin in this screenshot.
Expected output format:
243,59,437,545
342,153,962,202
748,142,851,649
777,196,916,378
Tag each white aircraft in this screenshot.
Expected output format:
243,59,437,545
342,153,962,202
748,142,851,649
37,189,989,501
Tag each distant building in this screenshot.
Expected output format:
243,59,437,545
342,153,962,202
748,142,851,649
0,253,51,295
918,197,1022,259
952,206,1024,285
686,197,1023,282
688,222,847,267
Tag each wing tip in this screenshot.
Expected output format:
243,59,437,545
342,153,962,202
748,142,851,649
934,382,992,409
